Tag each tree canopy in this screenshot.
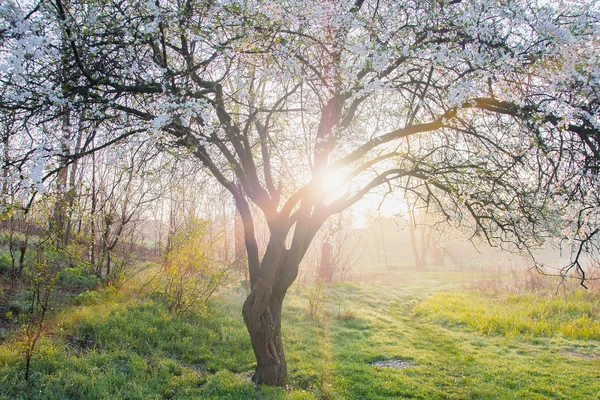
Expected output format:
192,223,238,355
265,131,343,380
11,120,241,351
1,0,599,385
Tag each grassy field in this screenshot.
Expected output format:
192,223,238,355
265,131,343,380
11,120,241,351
0,266,599,399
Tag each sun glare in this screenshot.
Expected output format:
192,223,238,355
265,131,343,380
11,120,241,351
320,168,349,195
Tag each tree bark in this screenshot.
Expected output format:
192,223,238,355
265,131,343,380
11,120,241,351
241,228,302,386
233,186,320,386
234,210,246,274
242,290,287,386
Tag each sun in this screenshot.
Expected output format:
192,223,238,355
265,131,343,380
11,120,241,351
320,168,349,196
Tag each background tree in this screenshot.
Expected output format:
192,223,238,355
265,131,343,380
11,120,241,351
1,0,599,386
321,211,361,281
406,202,446,269
85,141,162,284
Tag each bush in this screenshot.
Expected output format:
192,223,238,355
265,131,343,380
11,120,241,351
0,253,12,274
73,290,102,306
0,232,26,248
161,220,232,315
73,287,120,306
59,267,100,292
7,290,34,319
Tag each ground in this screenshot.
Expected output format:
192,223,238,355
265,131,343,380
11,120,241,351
0,265,599,399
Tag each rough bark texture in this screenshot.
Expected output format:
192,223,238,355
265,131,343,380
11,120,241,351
240,226,305,386
242,291,287,386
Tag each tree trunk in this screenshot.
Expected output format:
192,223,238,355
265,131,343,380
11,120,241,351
17,236,28,277
431,241,445,266
234,194,318,387
409,220,427,269
242,291,287,386
241,229,300,387
319,241,334,283
234,210,247,281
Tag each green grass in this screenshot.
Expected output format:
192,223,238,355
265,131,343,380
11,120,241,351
325,283,600,399
1,268,599,398
415,291,600,340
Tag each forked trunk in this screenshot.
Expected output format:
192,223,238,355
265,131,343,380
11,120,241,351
242,291,287,386
236,204,315,387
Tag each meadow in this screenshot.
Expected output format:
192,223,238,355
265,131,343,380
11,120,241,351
2,1,600,398
0,265,599,399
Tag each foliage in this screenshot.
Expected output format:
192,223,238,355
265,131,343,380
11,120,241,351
102,255,135,293
2,0,600,385
73,290,102,307
58,267,100,293
0,252,12,274
1,0,598,272
160,220,232,315
17,241,62,381
0,232,27,249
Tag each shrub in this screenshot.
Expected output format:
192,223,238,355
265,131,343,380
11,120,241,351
18,242,61,381
0,253,12,274
161,220,232,315
73,290,102,306
307,279,327,318
58,267,100,292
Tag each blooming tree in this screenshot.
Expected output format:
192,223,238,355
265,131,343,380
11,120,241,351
1,0,599,385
